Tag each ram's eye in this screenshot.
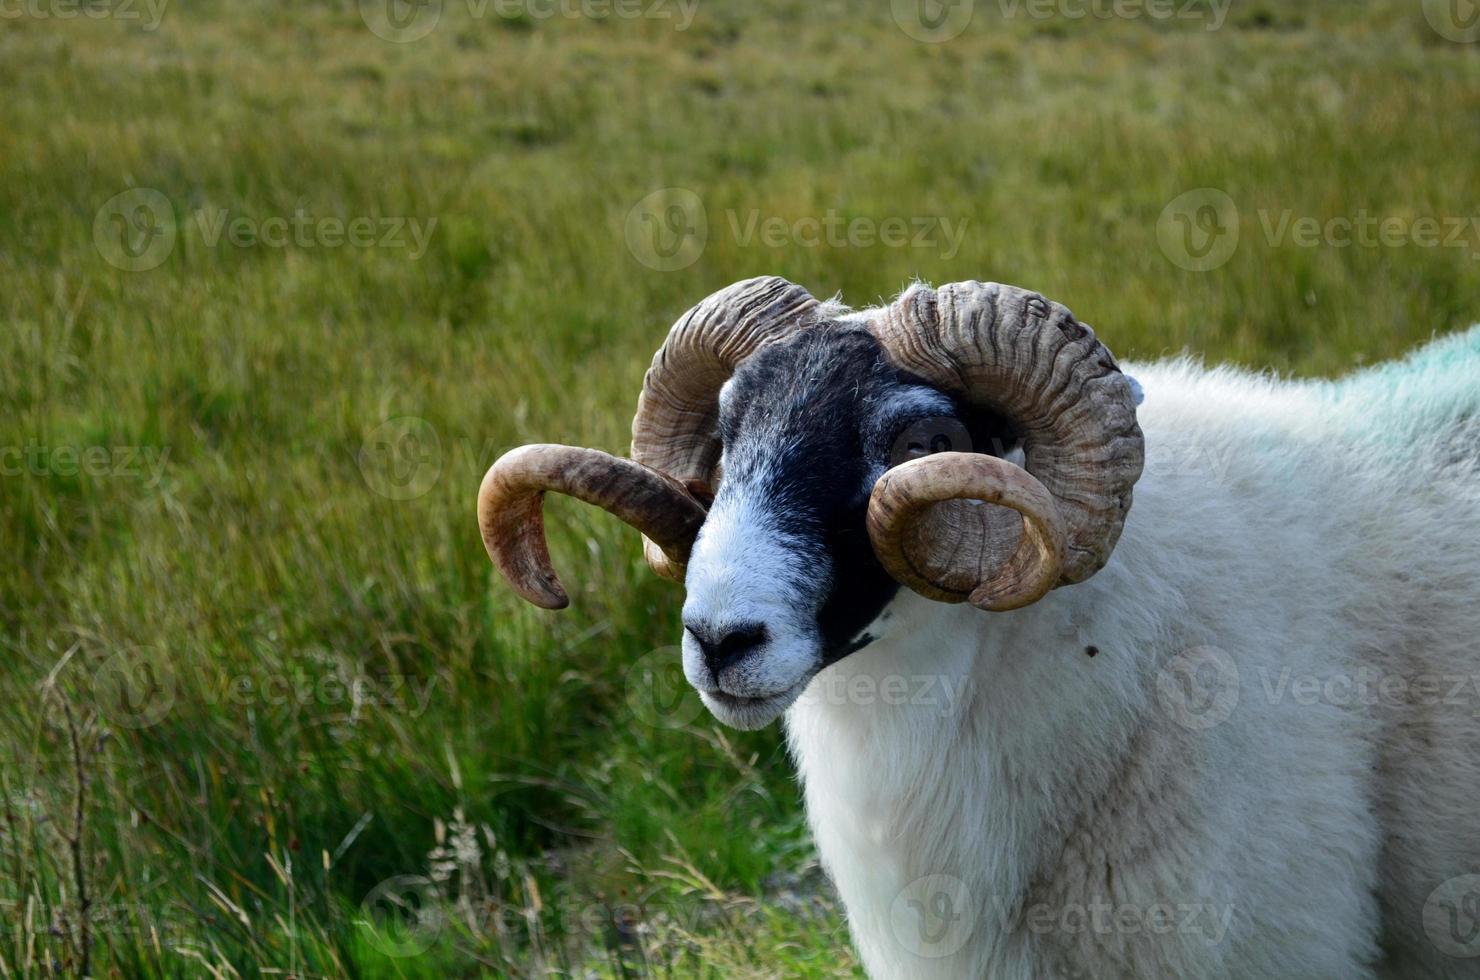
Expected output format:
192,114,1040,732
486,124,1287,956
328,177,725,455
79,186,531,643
888,417,972,468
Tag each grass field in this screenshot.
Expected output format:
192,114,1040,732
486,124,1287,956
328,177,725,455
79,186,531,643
2,0,1478,975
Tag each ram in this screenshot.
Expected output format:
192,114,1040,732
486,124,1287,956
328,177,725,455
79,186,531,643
477,277,1480,979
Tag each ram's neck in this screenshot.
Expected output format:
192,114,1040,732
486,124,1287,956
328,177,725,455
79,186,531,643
784,583,1157,977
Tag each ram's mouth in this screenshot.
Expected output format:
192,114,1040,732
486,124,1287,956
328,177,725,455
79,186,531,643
699,676,811,730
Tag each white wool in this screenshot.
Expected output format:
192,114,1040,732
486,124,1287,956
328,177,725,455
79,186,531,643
785,325,1480,979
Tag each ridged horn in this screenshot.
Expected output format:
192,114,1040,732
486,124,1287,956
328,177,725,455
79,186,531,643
477,445,707,609
630,276,826,579
866,282,1143,608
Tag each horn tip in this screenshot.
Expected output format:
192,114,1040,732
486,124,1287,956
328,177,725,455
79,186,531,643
517,576,571,610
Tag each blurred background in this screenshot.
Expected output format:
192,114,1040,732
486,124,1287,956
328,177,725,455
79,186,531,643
2,0,1477,975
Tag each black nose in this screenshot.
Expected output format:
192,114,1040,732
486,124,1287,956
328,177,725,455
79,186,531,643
688,622,769,678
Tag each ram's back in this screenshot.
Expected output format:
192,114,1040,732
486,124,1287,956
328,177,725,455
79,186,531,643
1117,326,1480,979
1125,324,1480,547
1319,323,1480,463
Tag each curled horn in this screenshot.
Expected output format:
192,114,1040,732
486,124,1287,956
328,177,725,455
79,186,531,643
866,282,1144,610
630,276,826,579
477,445,707,609
479,276,824,608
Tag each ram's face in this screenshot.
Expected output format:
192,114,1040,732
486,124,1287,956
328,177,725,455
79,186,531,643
477,280,1143,734
680,329,995,729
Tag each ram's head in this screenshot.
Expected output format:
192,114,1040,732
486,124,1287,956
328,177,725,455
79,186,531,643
478,277,1144,728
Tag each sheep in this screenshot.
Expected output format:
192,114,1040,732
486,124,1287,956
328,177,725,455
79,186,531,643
476,276,1480,979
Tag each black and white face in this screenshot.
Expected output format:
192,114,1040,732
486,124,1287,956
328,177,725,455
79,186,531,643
680,328,1016,729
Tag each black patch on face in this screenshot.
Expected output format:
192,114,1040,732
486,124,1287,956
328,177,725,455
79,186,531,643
713,327,1020,666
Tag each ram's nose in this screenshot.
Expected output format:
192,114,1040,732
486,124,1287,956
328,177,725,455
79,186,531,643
684,620,769,681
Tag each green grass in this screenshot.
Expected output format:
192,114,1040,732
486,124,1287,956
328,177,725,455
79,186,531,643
2,1,1477,975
